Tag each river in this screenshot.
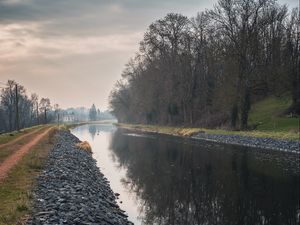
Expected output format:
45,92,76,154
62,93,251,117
71,123,299,225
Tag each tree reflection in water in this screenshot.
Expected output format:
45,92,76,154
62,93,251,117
88,125,97,140
110,129,299,225
88,124,115,140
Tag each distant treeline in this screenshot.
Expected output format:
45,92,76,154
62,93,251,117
109,0,299,129
0,80,55,132
0,80,114,133
62,105,114,122
87,103,115,122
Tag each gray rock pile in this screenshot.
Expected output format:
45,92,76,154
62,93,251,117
193,132,299,153
28,130,132,225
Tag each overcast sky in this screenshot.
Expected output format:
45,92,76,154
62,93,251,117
0,0,298,110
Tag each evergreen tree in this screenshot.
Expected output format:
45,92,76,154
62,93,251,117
89,104,97,121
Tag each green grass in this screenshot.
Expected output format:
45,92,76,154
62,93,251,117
0,125,46,145
0,128,56,225
249,95,299,132
118,123,299,140
60,120,117,130
117,96,299,141
0,126,53,163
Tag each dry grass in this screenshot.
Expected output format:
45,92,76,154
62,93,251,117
117,124,202,137
117,123,299,141
0,125,47,145
57,120,117,131
117,96,300,141
0,128,57,225
0,126,54,163
76,141,92,154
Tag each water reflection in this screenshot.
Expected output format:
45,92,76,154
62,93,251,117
71,124,142,224
87,124,115,140
110,129,300,225
88,125,97,139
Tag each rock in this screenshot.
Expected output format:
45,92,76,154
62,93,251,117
27,131,132,225
192,132,300,153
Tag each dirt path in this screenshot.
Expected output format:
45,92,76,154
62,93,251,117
0,126,45,149
0,127,53,182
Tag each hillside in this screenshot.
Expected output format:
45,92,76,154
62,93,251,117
249,95,299,133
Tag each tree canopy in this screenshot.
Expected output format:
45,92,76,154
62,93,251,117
109,0,299,129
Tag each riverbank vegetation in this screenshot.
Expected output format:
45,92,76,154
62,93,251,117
109,0,299,131
118,94,299,140
0,80,60,133
0,125,46,145
117,123,299,141
0,126,53,163
0,128,57,225
248,95,299,132
0,80,115,134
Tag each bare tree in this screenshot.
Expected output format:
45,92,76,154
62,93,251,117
39,98,51,124
31,93,39,125
1,80,26,131
108,1,298,129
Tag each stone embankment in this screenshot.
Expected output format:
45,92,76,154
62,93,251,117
28,130,132,225
193,132,300,153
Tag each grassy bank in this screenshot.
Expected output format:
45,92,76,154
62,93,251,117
248,95,299,132
0,126,55,164
0,128,57,225
117,123,299,140
0,125,47,145
59,119,117,130
117,96,299,141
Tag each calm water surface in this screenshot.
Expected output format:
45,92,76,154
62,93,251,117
71,124,300,225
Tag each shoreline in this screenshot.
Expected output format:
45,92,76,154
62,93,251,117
117,123,300,153
28,130,132,225
192,133,299,153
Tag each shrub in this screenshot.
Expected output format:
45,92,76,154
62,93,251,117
76,141,92,154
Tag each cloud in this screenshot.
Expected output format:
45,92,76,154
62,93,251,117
108,3,123,13
0,22,41,60
0,0,296,108
1,0,210,63
0,21,142,62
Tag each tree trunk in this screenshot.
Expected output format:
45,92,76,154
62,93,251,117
240,84,251,130
290,64,300,115
36,105,39,125
8,109,12,131
189,108,193,125
231,69,243,129
44,109,47,124
231,103,239,128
